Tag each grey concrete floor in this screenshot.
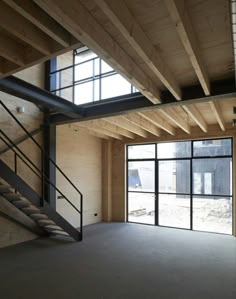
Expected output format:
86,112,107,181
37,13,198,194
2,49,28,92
0,222,236,299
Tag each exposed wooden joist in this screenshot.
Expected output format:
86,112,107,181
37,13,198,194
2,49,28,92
105,117,148,138
122,124,235,146
72,125,110,140
5,0,73,48
1,59,17,74
209,101,225,131
95,0,181,100
124,114,161,137
0,33,25,66
165,0,210,95
182,104,208,133
77,122,123,140
160,108,191,134
89,119,135,139
0,41,82,80
50,79,235,125
34,0,161,104
138,111,175,135
0,2,56,56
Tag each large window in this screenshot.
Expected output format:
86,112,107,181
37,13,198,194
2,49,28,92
127,138,233,235
50,47,139,105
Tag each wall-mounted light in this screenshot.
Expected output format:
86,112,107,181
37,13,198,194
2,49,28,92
16,106,25,113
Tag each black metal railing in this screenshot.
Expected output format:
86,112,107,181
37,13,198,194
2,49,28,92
0,100,83,239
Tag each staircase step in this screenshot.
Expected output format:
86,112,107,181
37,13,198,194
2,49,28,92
51,231,70,237
0,185,12,194
12,200,31,209
44,225,64,232
30,213,49,221
21,206,41,215
38,219,56,226
3,193,24,202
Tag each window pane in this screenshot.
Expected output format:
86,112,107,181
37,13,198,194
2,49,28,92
94,59,100,76
159,194,190,229
56,87,73,103
74,82,94,105
159,160,190,194
193,196,232,234
55,68,73,90
75,60,94,81
132,86,140,93
157,141,191,159
101,60,113,73
128,144,155,159
128,161,154,192
128,192,155,225
193,158,232,196
74,50,97,64
193,139,231,157
101,74,131,99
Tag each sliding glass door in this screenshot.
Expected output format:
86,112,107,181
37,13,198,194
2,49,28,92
127,138,232,235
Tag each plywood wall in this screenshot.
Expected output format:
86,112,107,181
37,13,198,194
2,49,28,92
56,124,102,227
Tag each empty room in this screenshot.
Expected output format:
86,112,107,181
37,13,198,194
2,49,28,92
0,0,236,298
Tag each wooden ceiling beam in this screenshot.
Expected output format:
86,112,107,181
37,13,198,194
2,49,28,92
34,0,161,104
165,0,210,95
95,0,181,100
5,0,73,48
90,119,136,139
0,2,57,56
160,108,191,134
0,41,82,80
78,123,123,140
105,117,148,138
124,114,161,137
138,111,175,135
209,101,225,131
182,104,208,133
72,125,110,140
0,33,25,66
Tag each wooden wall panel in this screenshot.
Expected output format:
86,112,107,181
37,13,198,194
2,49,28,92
56,125,102,227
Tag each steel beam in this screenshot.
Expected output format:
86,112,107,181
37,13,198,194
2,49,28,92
49,78,236,125
0,75,82,117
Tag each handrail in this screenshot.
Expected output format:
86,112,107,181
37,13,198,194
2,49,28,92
0,100,82,197
0,127,42,155
0,136,40,178
0,130,81,215
0,99,83,238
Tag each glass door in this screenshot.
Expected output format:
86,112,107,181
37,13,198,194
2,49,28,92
127,144,156,225
158,159,191,229
126,138,232,234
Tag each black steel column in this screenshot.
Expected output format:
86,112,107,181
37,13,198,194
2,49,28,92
44,58,57,208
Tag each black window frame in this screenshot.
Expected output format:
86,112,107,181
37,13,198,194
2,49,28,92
126,137,233,235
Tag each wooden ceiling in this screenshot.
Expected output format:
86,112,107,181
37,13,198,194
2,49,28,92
0,0,82,79
72,97,235,140
0,0,235,141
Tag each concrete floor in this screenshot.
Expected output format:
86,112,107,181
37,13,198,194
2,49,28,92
0,223,236,299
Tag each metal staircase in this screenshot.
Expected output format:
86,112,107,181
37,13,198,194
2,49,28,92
0,100,83,241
